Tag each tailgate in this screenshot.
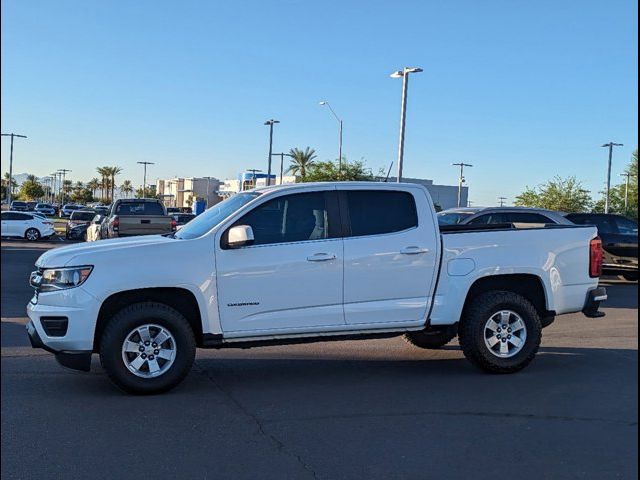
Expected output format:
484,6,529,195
119,216,172,235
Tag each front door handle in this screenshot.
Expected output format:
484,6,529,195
401,246,430,255
307,253,337,262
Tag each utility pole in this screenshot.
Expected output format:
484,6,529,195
264,120,279,186
58,169,72,204
137,162,155,198
1,133,28,205
390,67,423,182
601,142,623,213
620,172,636,213
271,153,294,185
498,197,507,207
452,163,473,208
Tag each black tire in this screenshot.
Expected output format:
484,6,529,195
458,291,542,374
404,324,458,349
25,228,41,242
99,302,196,395
622,272,638,282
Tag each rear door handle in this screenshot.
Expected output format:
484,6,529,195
401,246,430,255
307,253,337,262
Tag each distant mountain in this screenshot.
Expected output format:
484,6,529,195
10,173,49,185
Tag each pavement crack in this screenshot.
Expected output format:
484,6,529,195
193,361,319,479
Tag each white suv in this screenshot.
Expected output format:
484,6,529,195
1,211,56,241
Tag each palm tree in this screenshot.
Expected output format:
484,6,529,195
108,166,123,202
287,147,317,179
62,180,73,202
96,166,110,201
120,180,134,198
87,178,101,199
26,174,38,183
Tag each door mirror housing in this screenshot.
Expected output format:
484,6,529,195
227,225,255,248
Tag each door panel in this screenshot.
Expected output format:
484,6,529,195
342,189,440,325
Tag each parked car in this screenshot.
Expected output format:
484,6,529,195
93,206,110,217
438,207,573,227
565,213,638,281
65,210,98,240
26,182,606,394
166,207,181,215
60,204,82,218
10,201,29,212
35,203,56,216
173,213,196,230
26,201,38,211
86,214,105,242
1,211,55,241
102,199,175,238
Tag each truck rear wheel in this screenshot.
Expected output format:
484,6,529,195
458,291,541,374
404,324,457,349
99,302,196,394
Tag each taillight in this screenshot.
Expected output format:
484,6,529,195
589,236,603,278
171,218,177,231
112,216,119,230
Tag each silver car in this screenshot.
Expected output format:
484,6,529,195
438,207,573,227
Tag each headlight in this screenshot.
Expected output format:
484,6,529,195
38,266,93,292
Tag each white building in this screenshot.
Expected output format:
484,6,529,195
156,177,222,208
218,172,298,197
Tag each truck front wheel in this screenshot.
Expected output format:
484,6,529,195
458,291,541,374
99,302,196,394
404,324,458,349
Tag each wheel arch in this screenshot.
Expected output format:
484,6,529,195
461,274,554,322
93,287,204,351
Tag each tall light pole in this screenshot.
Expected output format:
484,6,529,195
620,171,636,212
137,162,155,198
58,169,71,204
264,119,279,186
272,153,294,185
452,163,473,208
498,197,507,207
390,67,422,182
1,133,28,205
601,142,623,213
319,101,343,171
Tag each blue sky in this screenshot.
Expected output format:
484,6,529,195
1,0,637,206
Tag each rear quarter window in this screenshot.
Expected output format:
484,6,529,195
346,190,418,237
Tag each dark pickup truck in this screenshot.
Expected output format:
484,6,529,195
103,199,175,238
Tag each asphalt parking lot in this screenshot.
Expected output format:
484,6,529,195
1,239,638,479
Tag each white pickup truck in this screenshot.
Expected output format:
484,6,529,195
26,182,607,394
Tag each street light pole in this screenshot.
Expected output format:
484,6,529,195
601,142,623,214
390,67,422,182
271,153,294,185
452,163,473,208
620,172,636,212
319,101,344,170
58,169,71,204
264,120,280,186
498,197,507,207
1,133,28,205
137,162,155,198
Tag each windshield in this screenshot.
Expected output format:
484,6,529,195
175,193,260,240
437,212,475,225
36,203,51,208
12,201,26,207
70,211,96,221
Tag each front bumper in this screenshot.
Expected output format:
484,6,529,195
26,321,92,371
582,287,607,318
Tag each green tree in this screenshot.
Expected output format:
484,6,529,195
593,149,638,219
514,176,592,213
96,166,111,202
287,147,317,179
71,188,94,204
303,158,374,182
108,166,123,202
18,179,45,200
87,178,101,199
120,179,134,198
2,172,17,198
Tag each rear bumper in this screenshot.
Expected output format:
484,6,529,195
26,321,92,371
582,287,607,318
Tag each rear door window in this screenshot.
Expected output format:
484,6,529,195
345,190,418,237
568,215,616,234
614,217,638,234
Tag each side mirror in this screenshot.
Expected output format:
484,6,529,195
227,225,254,248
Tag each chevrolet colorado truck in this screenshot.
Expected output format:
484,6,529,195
26,182,607,394
102,198,175,238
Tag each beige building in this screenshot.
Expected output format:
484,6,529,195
156,177,222,208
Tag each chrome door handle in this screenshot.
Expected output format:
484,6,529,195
400,246,429,255
307,253,337,262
